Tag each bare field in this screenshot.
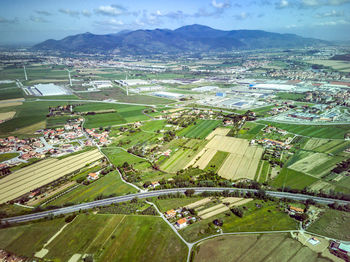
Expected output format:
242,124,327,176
198,204,229,219
0,149,103,204
0,98,23,108
11,121,46,135
0,111,15,121
206,135,249,153
184,198,211,209
205,128,231,140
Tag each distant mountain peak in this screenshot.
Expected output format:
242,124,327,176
32,24,329,54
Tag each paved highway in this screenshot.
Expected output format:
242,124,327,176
2,187,349,224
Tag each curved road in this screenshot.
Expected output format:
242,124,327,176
2,187,349,224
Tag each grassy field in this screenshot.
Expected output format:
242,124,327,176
258,160,270,183
45,214,187,262
155,197,204,212
160,139,207,173
258,121,350,139
0,218,66,257
181,200,297,242
47,171,137,206
0,87,24,100
237,122,265,139
0,152,19,162
271,168,318,190
308,209,350,241
204,151,229,173
102,147,150,167
193,233,330,262
178,120,221,139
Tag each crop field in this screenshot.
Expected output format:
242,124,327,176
181,200,297,242
193,148,218,170
178,120,221,139
308,209,350,241
237,122,265,139
47,171,137,206
161,139,207,172
193,234,329,262
0,149,103,204
289,153,332,176
271,168,318,190
102,147,149,167
205,127,231,140
0,111,15,121
258,121,350,139
45,214,187,262
184,198,212,209
155,197,205,212
0,218,66,257
303,138,350,155
306,59,350,72
0,98,23,108
258,161,270,183
0,152,19,162
204,151,229,173
0,87,24,101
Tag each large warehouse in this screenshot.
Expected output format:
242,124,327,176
153,91,184,99
252,83,296,91
29,83,69,96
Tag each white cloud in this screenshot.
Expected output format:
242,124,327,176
82,10,92,17
59,9,80,17
315,19,350,25
278,0,290,8
211,0,231,9
315,9,343,17
35,10,52,16
95,5,126,16
30,16,49,23
234,12,249,20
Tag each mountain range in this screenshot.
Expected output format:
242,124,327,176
32,24,329,54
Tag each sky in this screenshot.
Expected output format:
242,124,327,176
0,0,349,44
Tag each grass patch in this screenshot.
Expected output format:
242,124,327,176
0,152,19,162
204,151,229,173
237,122,265,139
271,168,318,190
178,120,221,139
155,197,204,212
308,209,350,241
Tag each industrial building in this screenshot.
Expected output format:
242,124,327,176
153,91,184,99
252,83,296,91
132,85,163,93
28,83,69,96
115,79,150,86
90,80,112,89
192,86,219,92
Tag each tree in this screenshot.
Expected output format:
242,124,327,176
184,189,195,197
231,207,244,218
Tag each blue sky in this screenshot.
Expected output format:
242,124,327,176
0,0,349,44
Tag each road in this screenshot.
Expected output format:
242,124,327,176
2,187,349,224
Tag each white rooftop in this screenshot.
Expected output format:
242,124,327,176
33,83,68,96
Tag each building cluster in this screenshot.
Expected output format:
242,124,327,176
256,138,292,150
164,208,196,230
85,128,111,146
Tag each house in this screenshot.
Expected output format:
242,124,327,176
176,218,187,229
150,181,160,188
165,209,176,218
88,173,99,180
308,237,320,246
289,206,304,214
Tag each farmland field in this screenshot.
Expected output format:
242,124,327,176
204,151,229,173
308,209,350,241
102,147,150,167
178,120,221,139
258,121,350,139
303,138,350,154
155,197,205,212
193,234,330,262
0,149,103,204
237,122,265,139
0,152,19,162
271,168,318,190
205,127,231,140
0,218,66,257
47,171,137,206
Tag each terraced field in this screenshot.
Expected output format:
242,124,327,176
0,149,103,204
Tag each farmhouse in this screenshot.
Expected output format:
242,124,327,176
288,206,304,214
176,218,188,229
88,173,99,180
165,209,176,218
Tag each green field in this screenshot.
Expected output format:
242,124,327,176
102,147,150,167
44,214,187,262
0,87,24,100
0,152,19,162
0,218,66,257
180,200,297,242
155,197,204,212
178,120,221,139
237,122,265,139
308,209,350,241
204,151,229,173
258,160,270,183
258,121,350,139
160,139,207,172
193,234,330,262
271,168,318,190
47,171,137,206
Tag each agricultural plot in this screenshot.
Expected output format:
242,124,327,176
271,168,318,190
204,151,229,173
102,147,149,167
0,111,15,122
193,234,327,262
237,122,265,139
205,127,230,140
303,138,350,155
161,139,207,172
258,121,350,139
0,98,23,108
0,149,103,204
47,171,137,206
178,120,221,139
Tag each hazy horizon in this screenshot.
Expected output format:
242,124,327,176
0,0,350,44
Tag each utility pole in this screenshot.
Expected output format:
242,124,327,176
66,69,72,87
